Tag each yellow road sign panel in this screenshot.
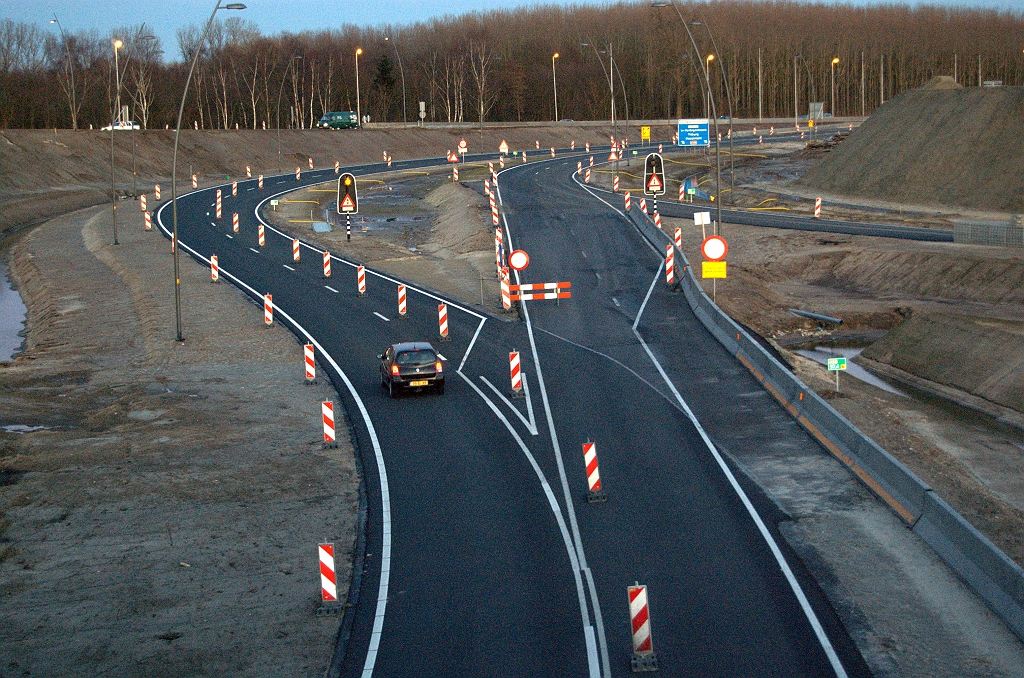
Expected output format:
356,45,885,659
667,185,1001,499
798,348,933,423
641,126,651,140
702,261,727,279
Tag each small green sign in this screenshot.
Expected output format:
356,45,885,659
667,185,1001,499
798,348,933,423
687,188,696,195
827,357,848,371
270,199,279,206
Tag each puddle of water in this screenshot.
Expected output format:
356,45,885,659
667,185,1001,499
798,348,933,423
0,263,27,361
795,346,907,396
2,424,55,434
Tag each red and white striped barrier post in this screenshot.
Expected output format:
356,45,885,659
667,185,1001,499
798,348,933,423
292,238,300,262
495,228,504,274
144,212,152,231
216,189,222,219
232,181,237,196
499,156,505,169
304,343,316,384
509,350,523,396
585,169,591,183
659,143,663,153
500,268,512,311
357,265,366,296
586,142,590,153
801,131,806,140
453,166,459,183
679,182,685,202
258,224,265,247
246,165,251,178
628,584,658,671
674,227,682,249
583,442,606,502
639,197,647,214
654,211,662,229
334,161,340,173
577,161,582,174
192,174,198,189
322,401,337,448
397,284,407,317
484,178,490,197
550,147,555,158
318,542,338,606
232,213,239,232
258,174,264,189
387,156,392,167
308,157,314,170
589,156,594,167
535,140,540,149
438,303,450,341
624,192,632,211
613,176,619,192
814,197,822,218
491,198,499,226
154,184,161,200
264,293,273,326
665,244,675,286
210,255,219,283
171,233,175,252
296,167,301,180
522,150,527,163
140,194,147,212
571,140,575,150
770,125,775,136
323,251,332,278
759,135,763,144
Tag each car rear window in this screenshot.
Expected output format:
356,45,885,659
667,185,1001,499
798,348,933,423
395,349,436,366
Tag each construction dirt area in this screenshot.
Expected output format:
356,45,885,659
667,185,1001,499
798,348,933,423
3,85,1024,674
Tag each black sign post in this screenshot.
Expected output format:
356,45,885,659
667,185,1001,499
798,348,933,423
644,153,666,215
337,173,358,240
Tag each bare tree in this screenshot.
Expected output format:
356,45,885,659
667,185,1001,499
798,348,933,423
468,40,498,125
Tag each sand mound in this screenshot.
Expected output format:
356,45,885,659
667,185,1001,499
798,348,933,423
799,83,1024,212
919,76,963,90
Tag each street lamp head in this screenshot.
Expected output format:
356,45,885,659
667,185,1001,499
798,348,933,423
224,3,246,9
356,47,362,56
650,0,670,6
113,39,123,49
553,52,559,59
832,57,840,65
706,54,715,63
50,18,57,24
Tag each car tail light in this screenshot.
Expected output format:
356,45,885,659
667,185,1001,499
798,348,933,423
435,361,443,372
391,365,400,376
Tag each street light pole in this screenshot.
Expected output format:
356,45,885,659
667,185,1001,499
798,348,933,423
831,57,840,116
170,1,246,342
50,15,77,130
794,54,799,129
384,36,407,124
276,54,302,171
581,38,617,154
552,52,559,121
109,38,123,245
355,47,362,127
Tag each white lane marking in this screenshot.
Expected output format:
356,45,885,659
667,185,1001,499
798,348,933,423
612,297,620,307
581,250,588,258
153,200,392,678
498,199,608,678
631,267,850,678
225,234,233,239
437,354,447,361
458,317,486,373
479,375,538,436
248,247,260,254
324,285,339,293
373,312,390,322
283,264,295,271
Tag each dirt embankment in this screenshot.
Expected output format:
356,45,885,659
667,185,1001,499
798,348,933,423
0,204,355,675
798,83,1024,213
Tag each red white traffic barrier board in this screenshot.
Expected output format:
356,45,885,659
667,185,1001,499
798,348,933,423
674,228,682,249
509,351,522,393
585,169,591,183
500,268,512,310
293,238,300,262
814,197,822,218
233,213,239,232
210,255,219,282
522,151,527,163
258,224,265,247
296,167,301,180
624,192,632,211
258,175,264,189
438,303,449,339
583,442,606,502
246,165,251,178
264,293,273,326
357,266,366,295
304,343,316,382
319,542,338,602
216,189,222,218
192,174,198,189
144,212,152,231
770,126,775,136
383,151,388,162
322,401,337,447
140,194,147,212
628,584,657,670
665,244,675,285
397,285,407,316
495,227,504,273
509,281,571,301
232,181,237,196
323,251,332,278
613,176,619,192
154,184,161,200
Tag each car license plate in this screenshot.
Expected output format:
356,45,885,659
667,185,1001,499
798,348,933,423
410,380,429,387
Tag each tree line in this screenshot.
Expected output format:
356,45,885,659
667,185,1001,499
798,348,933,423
1,1,1022,130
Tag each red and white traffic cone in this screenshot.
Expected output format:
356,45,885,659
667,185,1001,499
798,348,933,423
232,181,237,197
210,255,219,283
438,304,450,341
154,184,161,200
357,265,366,296
397,284,407,317
665,245,675,286
583,442,606,503
246,165,251,178
140,194,147,212
318,542,338,608
293,238,300,262
585,169,591,184
509,350,523,396
304,343,316,384
232,213,239,232
322,401,337,448
264,293,273,326
500,267,512,311
814,197,822,218
216,189,222,218
613,176,619,192
674,227,682,250
629,584,658,671
192,174,198,189
144,212,152,231
625,192,632,211
296,167,301,180
258,223,265,247
323,251,332,278
258,174,264,189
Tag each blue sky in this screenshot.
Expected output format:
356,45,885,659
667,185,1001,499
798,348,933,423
6,0,1021,62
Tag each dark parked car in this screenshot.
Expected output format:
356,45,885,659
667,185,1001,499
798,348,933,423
379,342,445,397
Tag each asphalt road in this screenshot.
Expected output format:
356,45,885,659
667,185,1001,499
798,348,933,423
155,147,873,677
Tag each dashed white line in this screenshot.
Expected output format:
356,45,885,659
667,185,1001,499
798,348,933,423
373,312,390,322
283,264,295,271
612,297,620,307
324,285,339,293
248,247,260,254
225,234,233,239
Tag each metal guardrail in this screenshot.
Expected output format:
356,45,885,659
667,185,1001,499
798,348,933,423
625,204,1024,642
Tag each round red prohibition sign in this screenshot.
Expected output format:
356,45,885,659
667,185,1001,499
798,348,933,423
508,249,530,271
701,235,728,261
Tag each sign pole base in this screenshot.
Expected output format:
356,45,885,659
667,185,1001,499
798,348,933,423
346,215,351,241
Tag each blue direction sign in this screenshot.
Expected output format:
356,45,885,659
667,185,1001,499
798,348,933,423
677,119,710,147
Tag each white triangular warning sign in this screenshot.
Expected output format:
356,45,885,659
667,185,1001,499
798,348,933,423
647,174,663,192
341,194,355,210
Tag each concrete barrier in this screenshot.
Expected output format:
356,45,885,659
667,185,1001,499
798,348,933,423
625,203,1024,642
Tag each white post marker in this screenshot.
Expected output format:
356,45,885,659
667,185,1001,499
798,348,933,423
264,293,273,326
357,265,366,296
322,400,337,448
319,542,338,603
232,213,239,232
438,303,450,340
144,212,152,231
304,343,316,383
293,238,300,262
628,584,658,671
583,442,606,503
154,184,161,200
509,350,522,395
210,255,219,282
140,194,147,212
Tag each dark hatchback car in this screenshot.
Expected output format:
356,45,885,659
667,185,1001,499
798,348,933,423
378,342,445,398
